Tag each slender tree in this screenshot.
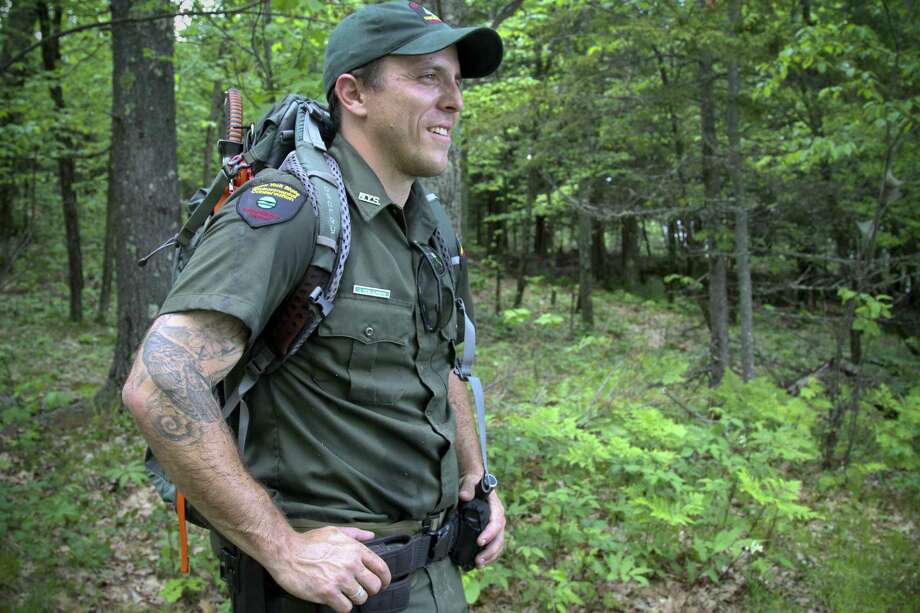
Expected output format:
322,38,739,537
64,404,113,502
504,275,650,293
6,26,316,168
38,0,84,322
0,0,39,277
727,0,754,380
96,148,116,323
699,44,730,387
577,202,594,329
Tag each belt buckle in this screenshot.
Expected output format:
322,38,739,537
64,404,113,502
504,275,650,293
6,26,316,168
427,518,453,562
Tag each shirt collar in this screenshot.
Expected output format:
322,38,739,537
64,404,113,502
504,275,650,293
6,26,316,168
329,135,394,222
329,135,438,241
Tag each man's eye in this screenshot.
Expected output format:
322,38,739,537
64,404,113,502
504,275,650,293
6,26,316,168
420,73,437,81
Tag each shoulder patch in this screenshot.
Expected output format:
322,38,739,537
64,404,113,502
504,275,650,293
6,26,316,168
237,181,306,228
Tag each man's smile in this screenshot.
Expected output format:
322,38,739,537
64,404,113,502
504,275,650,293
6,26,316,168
427,125,451,141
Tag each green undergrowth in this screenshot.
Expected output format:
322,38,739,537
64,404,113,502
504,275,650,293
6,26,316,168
465,276,920,611
1,272,918,611
0,287,223,610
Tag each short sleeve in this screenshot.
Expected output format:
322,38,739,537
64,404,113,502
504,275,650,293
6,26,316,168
159,170,318,341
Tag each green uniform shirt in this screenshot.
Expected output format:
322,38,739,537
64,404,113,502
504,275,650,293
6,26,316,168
160,135,473,526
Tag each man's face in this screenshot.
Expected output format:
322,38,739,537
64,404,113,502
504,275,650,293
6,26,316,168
360,46,463,182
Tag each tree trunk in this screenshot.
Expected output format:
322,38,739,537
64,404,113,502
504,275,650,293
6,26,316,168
577,206,594,329
654,44,692,284
97,149,116,322
422,124,463,230
621,216,640,290
420,0,471,232
591,221,606,284
0,0,39,274
727,0,754,380
666,218,678,303
534,214,547,257
98,0,179,404
514,165,536,308
494,266,502,316
460,145,473,243
699,47,730,386
39,0,83,322
259,0,275,101
58,151,83,321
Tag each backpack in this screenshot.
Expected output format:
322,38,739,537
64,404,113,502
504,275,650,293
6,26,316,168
139,90,487,572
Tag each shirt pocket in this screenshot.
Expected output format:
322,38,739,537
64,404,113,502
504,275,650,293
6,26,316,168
311,297,413,406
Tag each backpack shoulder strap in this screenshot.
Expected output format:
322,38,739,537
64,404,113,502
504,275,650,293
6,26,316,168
423,190,463,278
224,99,351,452
423,190,497,496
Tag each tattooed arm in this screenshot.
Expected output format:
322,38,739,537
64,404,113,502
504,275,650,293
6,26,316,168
123,311,389,611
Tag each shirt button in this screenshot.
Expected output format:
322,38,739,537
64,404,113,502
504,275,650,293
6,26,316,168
364,326,375,338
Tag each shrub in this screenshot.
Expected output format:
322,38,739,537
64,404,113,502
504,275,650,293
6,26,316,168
473,355,821,610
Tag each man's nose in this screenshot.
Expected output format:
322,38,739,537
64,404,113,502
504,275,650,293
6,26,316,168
440,80,464,113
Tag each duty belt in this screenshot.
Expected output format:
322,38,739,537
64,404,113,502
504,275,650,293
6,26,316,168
320,514,458,613
218,510,459,613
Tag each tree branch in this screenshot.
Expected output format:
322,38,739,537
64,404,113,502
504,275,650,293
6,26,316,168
0,2,330,76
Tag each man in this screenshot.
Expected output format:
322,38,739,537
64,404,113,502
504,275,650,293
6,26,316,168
122,2,505,612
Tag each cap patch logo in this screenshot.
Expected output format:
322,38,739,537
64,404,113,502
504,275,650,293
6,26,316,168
409,2,442,24
257,195,277,209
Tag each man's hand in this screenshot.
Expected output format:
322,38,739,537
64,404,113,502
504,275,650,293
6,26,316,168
267,526,391,612
458,473,506,568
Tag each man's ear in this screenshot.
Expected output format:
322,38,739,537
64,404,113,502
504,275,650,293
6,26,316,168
334,73,369,119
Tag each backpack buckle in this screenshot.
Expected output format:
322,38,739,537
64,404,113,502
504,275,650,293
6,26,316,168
308,286,335,317
223,154,250,179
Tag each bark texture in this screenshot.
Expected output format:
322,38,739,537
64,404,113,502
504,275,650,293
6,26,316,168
421,130,463,231
621,216,640,290
727,0,754,380
96,148,116,322
577,207,594,328
39,0,83,321
0,0,38,277
99,0,180,403
699,48,730,387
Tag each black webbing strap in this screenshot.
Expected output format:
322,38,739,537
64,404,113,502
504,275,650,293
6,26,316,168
177,168,231,248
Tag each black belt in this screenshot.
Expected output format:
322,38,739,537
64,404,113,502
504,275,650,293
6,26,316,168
219,511,459,613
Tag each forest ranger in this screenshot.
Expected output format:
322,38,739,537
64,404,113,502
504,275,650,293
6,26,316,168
122,3,505,612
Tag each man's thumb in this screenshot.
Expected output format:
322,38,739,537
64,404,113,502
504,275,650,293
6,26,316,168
340,527,376,541
458,481,475,502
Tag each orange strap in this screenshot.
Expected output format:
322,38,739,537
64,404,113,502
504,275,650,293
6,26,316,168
176,491,190,573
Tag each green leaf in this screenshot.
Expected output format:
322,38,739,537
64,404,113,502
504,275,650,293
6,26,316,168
462,574,481,604
160,578,187,604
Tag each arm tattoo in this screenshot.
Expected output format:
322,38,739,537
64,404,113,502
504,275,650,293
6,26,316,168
140,313,246,444
144,330,221,422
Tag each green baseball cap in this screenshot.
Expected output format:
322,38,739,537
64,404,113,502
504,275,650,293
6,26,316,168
323,1,504,101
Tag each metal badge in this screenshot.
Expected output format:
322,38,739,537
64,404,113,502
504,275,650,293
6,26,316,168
358,192,381,206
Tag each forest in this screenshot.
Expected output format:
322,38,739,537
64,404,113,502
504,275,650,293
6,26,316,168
0,0,918,610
